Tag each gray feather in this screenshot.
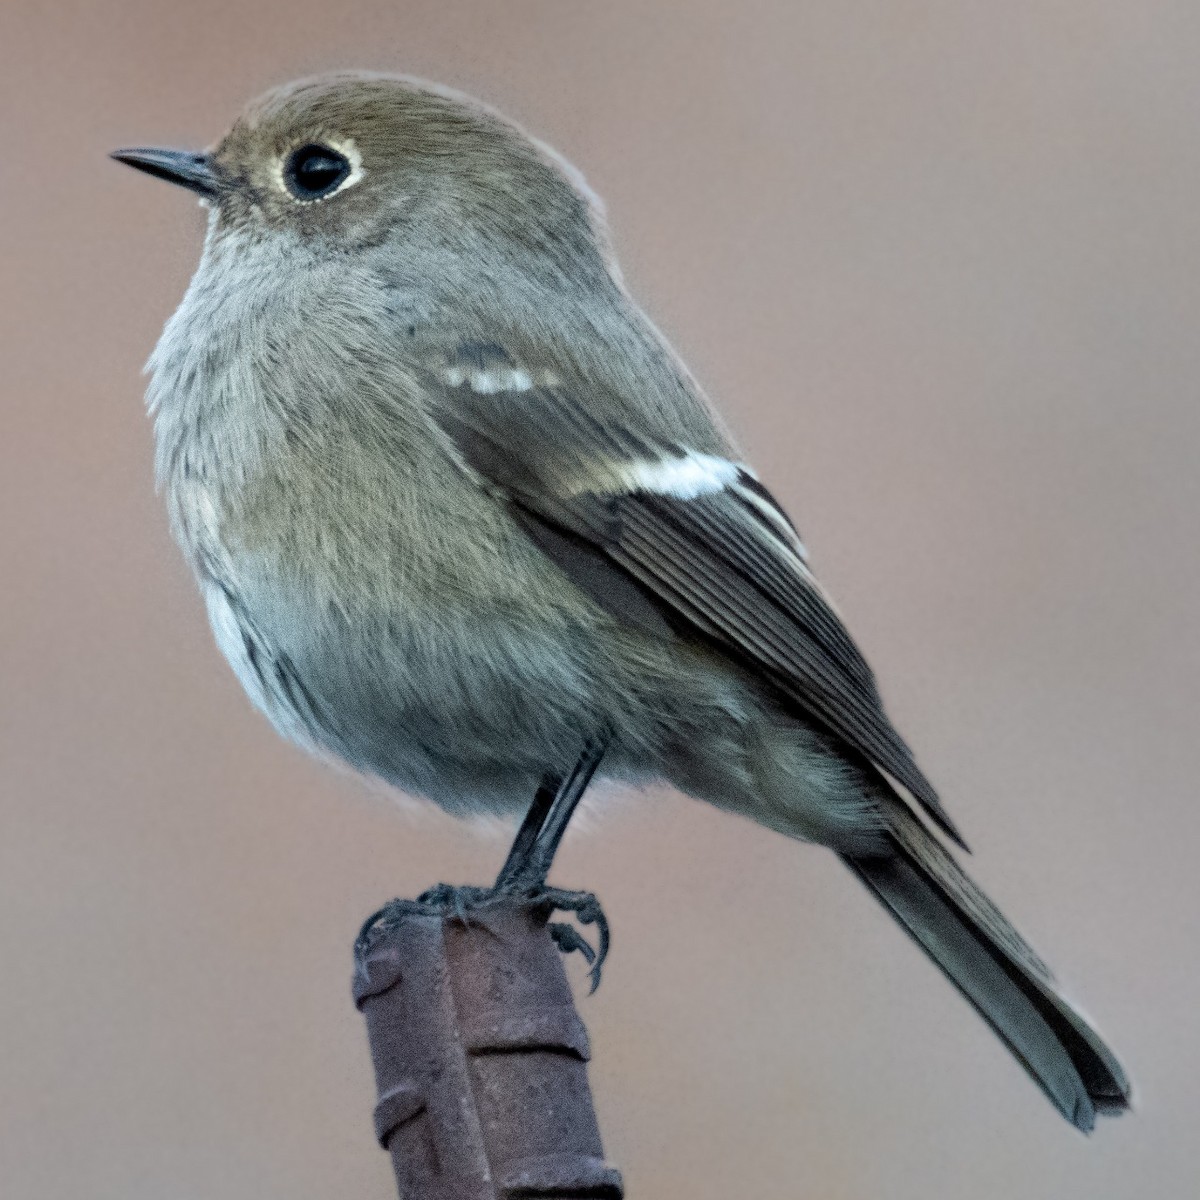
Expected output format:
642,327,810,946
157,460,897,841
845,811,1131,1131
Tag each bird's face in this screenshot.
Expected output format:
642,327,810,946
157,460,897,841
113,71,602,265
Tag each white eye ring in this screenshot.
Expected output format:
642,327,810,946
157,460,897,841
274,136,365,204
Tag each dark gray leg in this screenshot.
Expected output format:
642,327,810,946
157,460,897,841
495,741,607,891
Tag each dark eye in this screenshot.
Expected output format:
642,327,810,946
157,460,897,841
283,143,352,200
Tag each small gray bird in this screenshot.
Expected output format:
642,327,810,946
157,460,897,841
114,71,1130,1130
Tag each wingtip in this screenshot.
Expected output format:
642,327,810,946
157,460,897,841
929,804,971,853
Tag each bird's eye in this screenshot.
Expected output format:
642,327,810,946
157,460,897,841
283,144,352,201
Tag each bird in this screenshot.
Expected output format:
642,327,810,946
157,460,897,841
112,70,1130,1130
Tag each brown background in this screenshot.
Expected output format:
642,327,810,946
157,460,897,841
3,2,1197,1197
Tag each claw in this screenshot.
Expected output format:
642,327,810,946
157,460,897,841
354,904,392,958
548,921,596,964
533,885,611,992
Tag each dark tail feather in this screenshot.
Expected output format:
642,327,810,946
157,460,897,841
843,814,1131,1131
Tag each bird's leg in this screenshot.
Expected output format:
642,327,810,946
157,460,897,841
498,742,611,987
493,772,563,891
358,742,612,984
524,740,608,885
495,741,607,891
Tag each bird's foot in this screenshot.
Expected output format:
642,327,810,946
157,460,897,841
355,881,610,992
415,881,496,924
535,885,610,994
354,883,491,955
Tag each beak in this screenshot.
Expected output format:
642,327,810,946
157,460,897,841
110,147,220,199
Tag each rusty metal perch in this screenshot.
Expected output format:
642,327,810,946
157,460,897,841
354,893,623,1199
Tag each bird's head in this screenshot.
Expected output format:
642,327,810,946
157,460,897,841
113,71,608,273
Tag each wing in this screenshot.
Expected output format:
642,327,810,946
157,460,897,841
423,341,964,847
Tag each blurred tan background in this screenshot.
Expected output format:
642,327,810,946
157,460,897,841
3,1,1198,1196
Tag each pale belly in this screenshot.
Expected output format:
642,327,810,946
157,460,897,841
199,559,683,817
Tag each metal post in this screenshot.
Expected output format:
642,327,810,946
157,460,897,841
354,895,623,1199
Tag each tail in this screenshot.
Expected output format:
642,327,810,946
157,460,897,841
843,810,1131,1131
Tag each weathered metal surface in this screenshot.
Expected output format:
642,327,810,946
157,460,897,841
354,897,623,1199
